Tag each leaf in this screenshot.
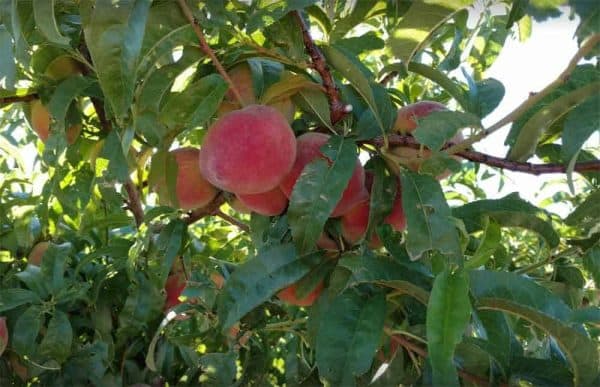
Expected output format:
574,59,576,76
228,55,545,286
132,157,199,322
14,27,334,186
159,74,228,130
465,217,501,269
470,270,599,386
33,0,70,46
39,310,73,363
153,219,186,284
510,357,574,387
565,189,600,229
260,73,320,105
0,288,41,313
388,0,473,66
217,243,322,329
198,352,238,386
294,88,332,129
571,306,600,325
413,111,481,151
508,81,600,161
246,0,318,32
426,270,471,387
475,310,522,373
583,244,600,288
117,273,163,338
39,242,70,295
471,78,505,118
562,94,600,168
0,26,16,90
406,62,470,110
400,171,462,260
81,0,152,118
315,291,386,387
452,193,559,248
11,305,42,356
98,130,130,183
288,136,358,253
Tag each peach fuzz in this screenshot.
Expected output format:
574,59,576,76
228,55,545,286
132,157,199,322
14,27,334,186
394,100,447,134
277,281,324,307
279,132,368,217
236,187,288,216
155,148,218,211
199,105,297,194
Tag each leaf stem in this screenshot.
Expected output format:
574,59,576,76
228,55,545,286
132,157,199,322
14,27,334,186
446,33,600,155
176,0,246,107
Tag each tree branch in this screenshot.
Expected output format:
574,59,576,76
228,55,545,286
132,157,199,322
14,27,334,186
292,11,348,124
387,333,504,387
0,94,39,106
447,33,600,155
124,179,144,227
176,0,245,107
365,134,600,175
214,209,250,232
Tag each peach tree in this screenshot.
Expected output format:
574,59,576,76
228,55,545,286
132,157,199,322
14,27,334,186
0,1,599,385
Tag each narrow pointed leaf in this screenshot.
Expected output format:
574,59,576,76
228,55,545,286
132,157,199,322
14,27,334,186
33,0,70,46
427,270,471,387
465,217,501,269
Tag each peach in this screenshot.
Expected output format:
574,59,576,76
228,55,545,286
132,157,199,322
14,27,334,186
0,316,7,357
28,241,50,266
164,272,186,310
154,148,217,210
29,100,81,144
225,63,257,106
45,55,81,80
228,197,252,214
316,233,339,251
277,281,324,307
236,187,288,216
279,132,368,217
394,100,447,134
199,105,297,194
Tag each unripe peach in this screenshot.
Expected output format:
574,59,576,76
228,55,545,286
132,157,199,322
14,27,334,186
159,148,217,210
28,241,50,266
225,64,257,106
277,281,324,307
394,101,447,134
236,187,288,216
199,105,297,194
45,56,81,80
279,132,368,217
29,100,81,144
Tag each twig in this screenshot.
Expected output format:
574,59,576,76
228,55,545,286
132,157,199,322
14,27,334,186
365,134,600,175
214,209,250,232
184,193,226,225
176,0,245,107
379,71,398,86
124,179,144,227
292,11,347,124
387,332,504,387
0,94,39,106
446,33,600,155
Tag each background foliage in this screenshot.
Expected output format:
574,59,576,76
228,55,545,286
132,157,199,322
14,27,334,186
0,0,599,386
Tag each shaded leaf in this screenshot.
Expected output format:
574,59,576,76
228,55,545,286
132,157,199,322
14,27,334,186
413,111,481,151
39,310,73,363
11,305,42,356
0,288,41,313
198,352,238,386
465,217,501,269
33,0,70,46
0,26,16,90
562,94,600,169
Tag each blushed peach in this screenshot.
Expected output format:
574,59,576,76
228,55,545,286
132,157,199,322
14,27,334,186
199,105,297,194
394,101,447,134
236,187,288,216
277,281,324,307
279,132,368,217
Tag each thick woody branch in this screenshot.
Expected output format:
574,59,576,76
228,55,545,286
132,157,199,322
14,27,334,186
184,194,249,232
292,11,347,124
176,0,245,107
365,134,600,175
0,94,39,106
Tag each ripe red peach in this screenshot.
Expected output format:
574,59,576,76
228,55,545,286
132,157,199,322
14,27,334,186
236,187,288,216
155,148,218,210
277,281,324,307
199,105,297,194
28,241,50,266
279,132,368,217
394,100,447,134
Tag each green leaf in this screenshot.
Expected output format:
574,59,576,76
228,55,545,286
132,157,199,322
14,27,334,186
413,111,481,151
388,0,473,66
510,357,574,387
39,310,73,363
0,26,16,90
39,242,70,295
583,244,600,288
475,310,521,373
33,0,70,46
470,270,600,385
316,291,386,387
562,94,600,168
12,305,42,356
98,130,130,183
471,78,505,117
217,243,322,329
406,62,470,110
159,74,228,130
426,270,471,387
508,81,600,161
400,171,462,260
16,265,49,299
571,306,600,325
48,77,94,131
81,0,152,118
566,189,600,229
63,341,109,385
452,193,559,248
246,0,318,32
153,219,186,284
198,352,238,386
465,217,501,269
294,88,332,129
288,136,358,253
117,273,163,338
0,288,41,313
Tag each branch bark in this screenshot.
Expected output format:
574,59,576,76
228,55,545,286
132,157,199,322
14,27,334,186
176,0,245,107
293,11,347,124
0,94,39,106
124,179,145,227
365,134,600,175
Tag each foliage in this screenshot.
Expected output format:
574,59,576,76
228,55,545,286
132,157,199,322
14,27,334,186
0,1,599,386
